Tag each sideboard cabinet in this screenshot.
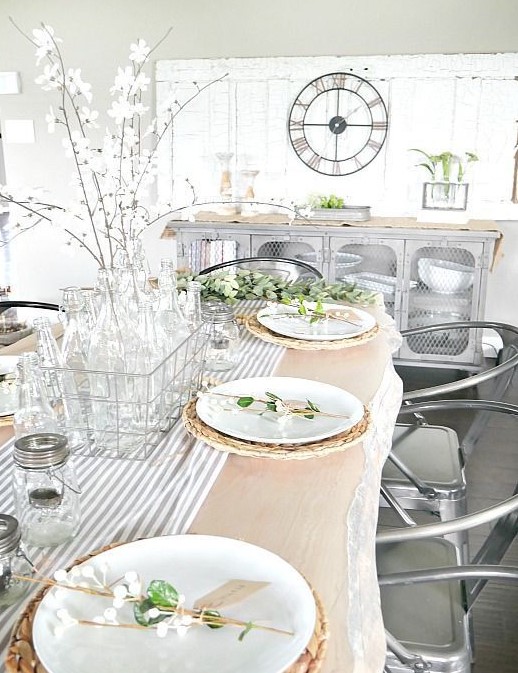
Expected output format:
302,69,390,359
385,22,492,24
169,219,499,370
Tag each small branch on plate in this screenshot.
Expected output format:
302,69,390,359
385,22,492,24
202,390,351,420
269,298,364,326
263,309,362,326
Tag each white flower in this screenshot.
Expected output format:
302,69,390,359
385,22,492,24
127,580,142,596
148,608,160,619
156,622,169,638
129,39,150,64
113,584,128,600
111,66,135,96
45,106,59,133
108,98,134,124
35,63,62,91
79,107,99,128
103,608,118,623
132,72,150,94
53,569,68,583
33,25,61,64
66,68,92,102
62,131,91,162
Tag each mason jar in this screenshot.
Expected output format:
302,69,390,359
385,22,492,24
201,302,241,371
0,514,33,610
13,433,81,547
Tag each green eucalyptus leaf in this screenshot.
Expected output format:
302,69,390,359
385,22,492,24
237,396,255,408
147,580,179,608
134,598,168,626
238,621,255,641
201,609,225,629
307,400,320,412
266,391,281,400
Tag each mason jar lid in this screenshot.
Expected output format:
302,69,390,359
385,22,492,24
0,514,21,554
14,433,69,469
201,301,235,324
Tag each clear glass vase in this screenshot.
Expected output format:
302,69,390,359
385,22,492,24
422,182,469,211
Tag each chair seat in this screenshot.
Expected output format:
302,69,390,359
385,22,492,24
378,538,471,673
383,424,465,495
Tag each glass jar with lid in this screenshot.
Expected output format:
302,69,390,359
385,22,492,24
201,301,241,371
13,433,81,547
0,514,33,610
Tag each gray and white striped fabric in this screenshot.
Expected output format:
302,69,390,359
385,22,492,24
0,310,285,669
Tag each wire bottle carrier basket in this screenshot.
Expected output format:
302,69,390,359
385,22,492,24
40,323,211,460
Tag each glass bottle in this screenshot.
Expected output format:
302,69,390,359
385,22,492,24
201,301,241,371
133,300,164,431
13,433,81,547
87,269,133,453
0,514,33,610
61,288,90,368
80,289,99,333
61,288,92,440
33,317,84,451
156,269,190,352
183,281,203,332
13,353,59,440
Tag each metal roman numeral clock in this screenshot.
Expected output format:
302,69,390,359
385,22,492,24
288,72,388,176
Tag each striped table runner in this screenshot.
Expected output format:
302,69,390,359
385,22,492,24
0,312,285,669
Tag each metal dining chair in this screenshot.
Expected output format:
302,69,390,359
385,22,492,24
380,322,518,545
377,484,518,673
198,256,323,282
381,399,518,560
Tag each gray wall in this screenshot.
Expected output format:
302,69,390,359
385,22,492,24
0,0,517,315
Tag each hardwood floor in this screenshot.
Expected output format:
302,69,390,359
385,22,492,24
388,364,518,673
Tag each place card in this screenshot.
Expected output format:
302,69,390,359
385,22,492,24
194,579,270,610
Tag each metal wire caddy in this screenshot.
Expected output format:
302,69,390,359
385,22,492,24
41,323,211,460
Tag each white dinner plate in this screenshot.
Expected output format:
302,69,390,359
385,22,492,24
196,376,364,444
256,302,376,341
0,356,18,417
32,535,316,673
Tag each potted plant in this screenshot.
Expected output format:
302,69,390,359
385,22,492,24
410,149,478,210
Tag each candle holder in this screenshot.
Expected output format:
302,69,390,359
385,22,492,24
240,169,259,215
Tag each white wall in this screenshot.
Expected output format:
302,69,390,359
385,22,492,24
1,0,518,314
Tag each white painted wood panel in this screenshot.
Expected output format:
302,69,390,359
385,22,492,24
156,53,518,219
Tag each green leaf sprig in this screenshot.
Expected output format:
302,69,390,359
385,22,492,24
236,390,320,420
176,269,376,306
13,571,293,642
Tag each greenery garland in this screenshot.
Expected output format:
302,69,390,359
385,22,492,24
176,269,376,305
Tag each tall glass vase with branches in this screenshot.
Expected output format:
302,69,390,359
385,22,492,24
0,21,225,268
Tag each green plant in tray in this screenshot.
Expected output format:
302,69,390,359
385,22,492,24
310,194,345,209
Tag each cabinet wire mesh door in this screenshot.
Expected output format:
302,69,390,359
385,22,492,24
252,236,325,275
41,323,211,460
402,244,481,365
330,240,404,322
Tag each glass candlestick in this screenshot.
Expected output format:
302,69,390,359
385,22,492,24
215,153,236,215
240,169,259,215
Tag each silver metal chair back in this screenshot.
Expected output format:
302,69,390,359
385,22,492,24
377,490,518,673
198,256,323,282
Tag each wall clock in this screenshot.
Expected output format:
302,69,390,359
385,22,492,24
288,72,388,176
